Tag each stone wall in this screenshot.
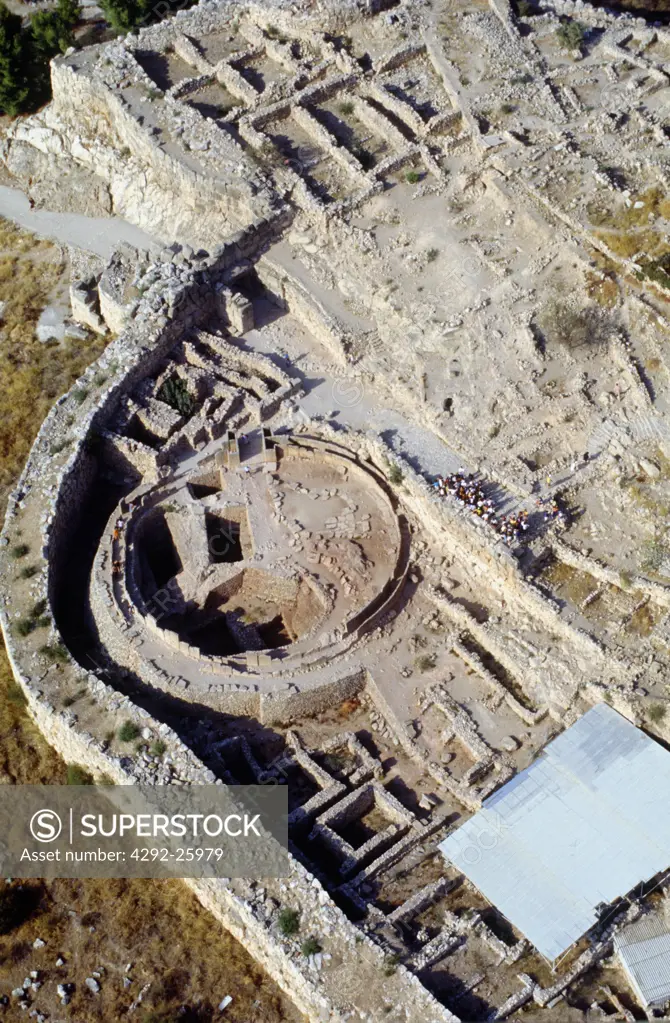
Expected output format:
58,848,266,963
3,54,279,248
257,256,350,364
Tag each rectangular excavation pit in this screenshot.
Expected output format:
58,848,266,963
457,635,536,714
199,568,325,652
185,81,240,119
313,731,381,786
422,938,517,1020
359,93,417,143
380,58,448,123
284,762,324,815
232,51,293,93
190,31,247,66
418,707,481,784
205,507,253,563
264,743,346,828
338,801,397,850
214,735,264,784
188,469,222,499
309,782,416,878
184,612,242,656
134,49,196,91
373,850,454,915
310,98,392,170
125,414,164,451
137,509,183,594
265,114,359,202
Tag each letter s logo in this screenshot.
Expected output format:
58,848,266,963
30,809,62,843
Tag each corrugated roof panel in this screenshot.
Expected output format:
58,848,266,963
615,923,670,1007
439,704,670,961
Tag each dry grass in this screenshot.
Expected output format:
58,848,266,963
626,602,659,638
0,876,300,1022
584,270,619,308
594,227,670,261
0,221,107,508
588,186,670,231
0,642,67,784
543,559,600,605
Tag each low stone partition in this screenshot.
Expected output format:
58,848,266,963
424,684,495,764
374,42,427,75
552,537,670,609
387,877,458,928
354,92,414,151
173,31,214,75
410,929,464,971
296,72,358,107
362,82,425,137
452,638,547,727
256,255,350,364
166,72,214,102
291,104,370,184
215,60,259,104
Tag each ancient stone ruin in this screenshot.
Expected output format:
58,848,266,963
2,0,670,1017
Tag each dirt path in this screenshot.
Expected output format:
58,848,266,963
0,185,159,257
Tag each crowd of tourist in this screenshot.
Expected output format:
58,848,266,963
431,471,568,542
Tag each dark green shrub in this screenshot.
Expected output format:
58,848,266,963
301,937,322,956
157,376,197,418
277,907,300,936
118,720,141,742
556,19,585,50
39,642,69,664
14,618,35,637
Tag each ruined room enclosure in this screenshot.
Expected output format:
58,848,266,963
134,47,197,92
263,113,363,204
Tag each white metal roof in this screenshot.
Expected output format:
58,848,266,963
439,704,670,961
615,915,670,1008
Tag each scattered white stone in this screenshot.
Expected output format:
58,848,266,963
218,995,233,1010
85,977,100,994
640,458,660,478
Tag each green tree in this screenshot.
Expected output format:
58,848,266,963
98,0,148,33
30,0,79,61
27,0,79,107
0,4,30,116
0,0,79,116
